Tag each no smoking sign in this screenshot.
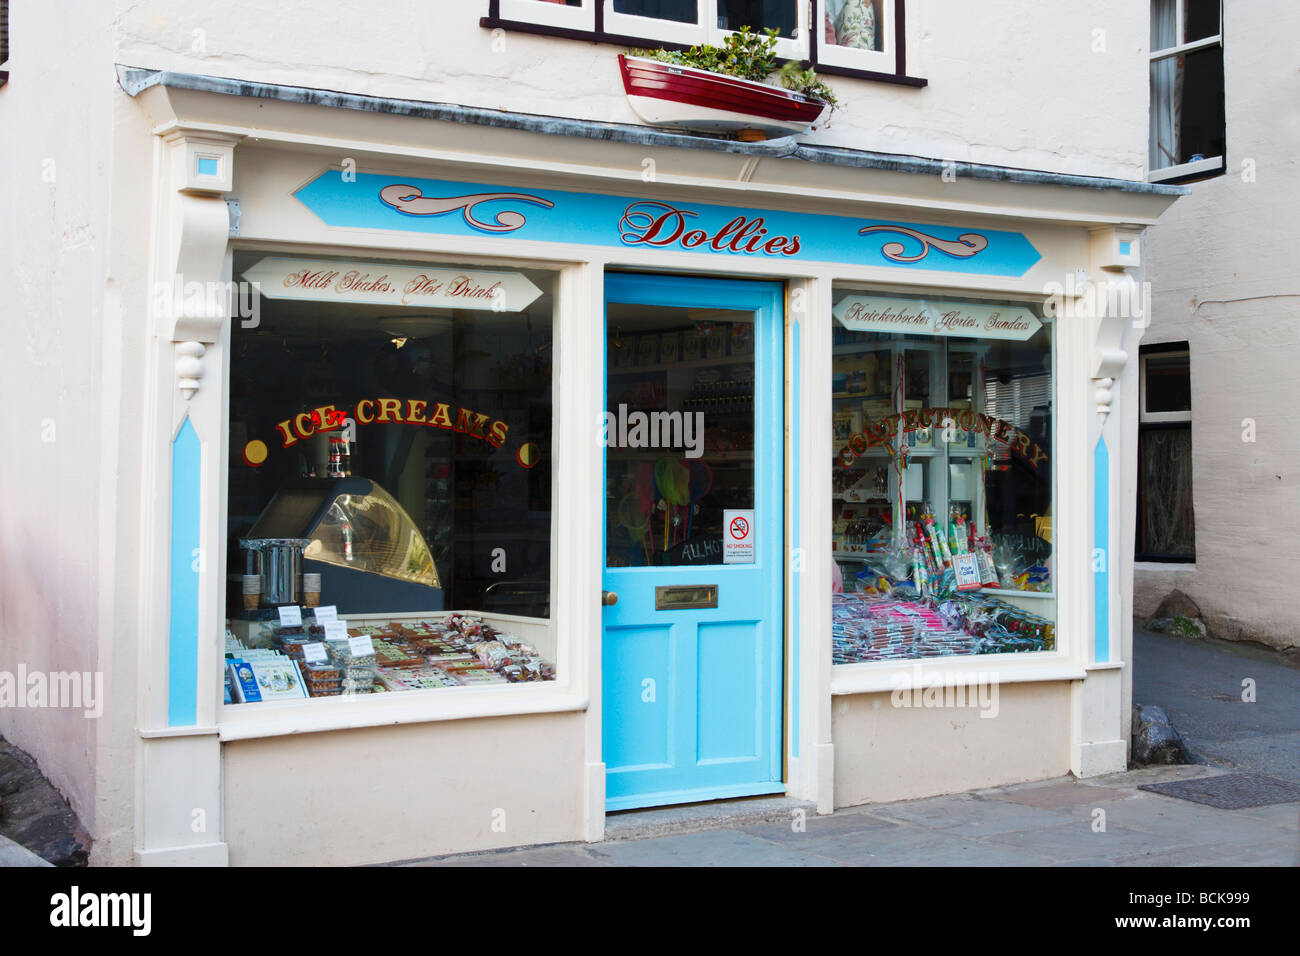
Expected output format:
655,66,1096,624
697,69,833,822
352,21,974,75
723,509,755,565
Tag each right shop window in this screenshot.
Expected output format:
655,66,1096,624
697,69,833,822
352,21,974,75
829,290,1056,664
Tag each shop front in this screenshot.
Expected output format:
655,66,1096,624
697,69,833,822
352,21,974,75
120,68,1180,865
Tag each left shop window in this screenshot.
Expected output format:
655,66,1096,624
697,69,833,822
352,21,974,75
224,253,556,704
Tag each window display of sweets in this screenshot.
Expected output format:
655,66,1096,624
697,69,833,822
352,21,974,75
832,591,1055,663
224,614,556,704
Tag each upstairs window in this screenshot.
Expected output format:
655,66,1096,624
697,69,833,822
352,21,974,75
486,1,921,86
1149,0,1225,182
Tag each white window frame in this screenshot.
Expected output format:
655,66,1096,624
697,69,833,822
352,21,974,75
1139,349,1192,424
500,0,597,31
604,0,709,47
604,1,809,60
814,0,896,76
1148,0,1223,182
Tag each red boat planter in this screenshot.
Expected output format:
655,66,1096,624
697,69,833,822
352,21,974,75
618,54,828,141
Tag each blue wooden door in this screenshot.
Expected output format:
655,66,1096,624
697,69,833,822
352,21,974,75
602,273,784,811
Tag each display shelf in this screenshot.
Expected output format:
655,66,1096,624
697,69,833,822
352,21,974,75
832,551,879,562
980,588,1054,599
608,450,752,461
608,355,750,375
832,391,893,401
832,447,891,458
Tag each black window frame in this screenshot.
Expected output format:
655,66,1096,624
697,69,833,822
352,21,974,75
1,0,10,88
481,0,926,88
1136,342,1196,563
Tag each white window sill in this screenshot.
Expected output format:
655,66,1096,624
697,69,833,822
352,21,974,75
1134,561,1195,572
1148,156,1224,183
831,653,1086,696
217,683,587,742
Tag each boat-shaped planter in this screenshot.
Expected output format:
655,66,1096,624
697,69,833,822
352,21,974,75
618,53,827,140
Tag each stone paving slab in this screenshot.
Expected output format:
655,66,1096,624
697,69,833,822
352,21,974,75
402,844,611,867
986,781,1128,810
1231,801,1300,831
589,829,843,867
984,820,1192,863
0,833,53,867
736,808,900,842
604,795,815,842
865,792,1085,836
1108,838,1300,868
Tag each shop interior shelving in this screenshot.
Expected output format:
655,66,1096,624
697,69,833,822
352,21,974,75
832,337,992,564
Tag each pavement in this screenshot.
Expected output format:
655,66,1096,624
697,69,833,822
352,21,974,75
402,765,1300,867
403,627,1300,868
0,833,52,867
1134,625,1300,785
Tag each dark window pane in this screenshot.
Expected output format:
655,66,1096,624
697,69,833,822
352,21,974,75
718,0,797,38
227,253,554,619
605,303,755,568
1138,427,1195,557
1179,46,1225,162
1145,354,1191,413
1150,45,1224,168
614,0,699,23
1184,0,1220,42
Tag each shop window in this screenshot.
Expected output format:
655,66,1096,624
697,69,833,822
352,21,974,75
1149,0,1225,183
485,1,919,84
1137,346,1195,561
829,290,1056,664
1,0,10,86
223,253,557,704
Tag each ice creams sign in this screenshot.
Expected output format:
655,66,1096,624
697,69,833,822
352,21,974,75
833,296,1042,341
241,257,543,312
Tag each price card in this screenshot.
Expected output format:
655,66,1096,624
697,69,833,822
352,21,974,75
348,635,375,657
313,605,338,624
302,642,328,664
953,552,984,591
323,621,348,642
276,606,302,627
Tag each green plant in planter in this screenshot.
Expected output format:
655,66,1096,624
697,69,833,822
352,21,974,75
631,26,838,109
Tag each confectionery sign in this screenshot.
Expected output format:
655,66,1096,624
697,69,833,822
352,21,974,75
833,296,1042,341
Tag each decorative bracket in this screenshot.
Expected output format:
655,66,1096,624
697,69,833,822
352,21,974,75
158,132,240,399
1085,226,1145,426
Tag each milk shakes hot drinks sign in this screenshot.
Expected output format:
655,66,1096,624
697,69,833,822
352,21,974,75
241,257,543,311
293,171,1042,277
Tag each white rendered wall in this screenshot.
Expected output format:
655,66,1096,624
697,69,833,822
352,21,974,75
1136,1,1300,652
0,0,115,838
112,0,1149,181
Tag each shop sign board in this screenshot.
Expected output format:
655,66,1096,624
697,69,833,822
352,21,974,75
293,171,1042,277
241,256,543,312
833,296,1042,341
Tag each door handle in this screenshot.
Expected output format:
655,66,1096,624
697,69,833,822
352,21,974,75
602,590,619,606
